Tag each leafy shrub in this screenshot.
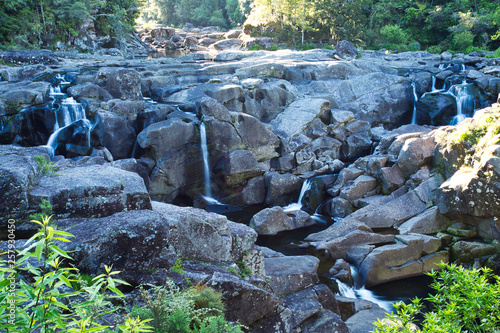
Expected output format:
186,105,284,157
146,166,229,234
426,45,442,54
132,281,244,333
373,263,500,333
270,45,279,51
485,46,500,58
248,44,265,51
380,24,408,45
0,214,153,332
34,154,58,176
29,198,53,222
452,31,475,52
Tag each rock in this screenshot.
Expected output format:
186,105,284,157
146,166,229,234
105,99,145,121
153,201,237,262
380,165,406,193
398,206,451,235
333,40,359,61
345,303,388,333
236,63,287,80
110,158,150,190
250,206,314,235
207,271,280,327
339,175,378,203
0,82,50,115
95,68,142,100
204,84,244,103
451,240,497,263
0,50,59,65
264,172,302,206
299,309,349,333
223,150,263,187
265,255,320,296
350,190,427,228
212,38,242,50
397,135,436,178
323,197,353,218
306,218,394,260
327,166,364,196
151,27,176,40
0,146,48,223
224,29,242,39
416,92,457,125
136,117,196,160
67,82,113,101
0,65,48,82
29,164,151,218
271,98,330,140
91,110,136,160
360,234,447,287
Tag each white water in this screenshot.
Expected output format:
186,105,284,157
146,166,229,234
45,81,92,156
335,265,393,312
284,178,312,211
447,83,475,125
410,82,419,125
199,122,223,205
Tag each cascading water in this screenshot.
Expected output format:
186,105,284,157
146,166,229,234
284,178,312,211
199,121,222,205
45,76,92,156
334,265,393,312
447,83,475,125
410,82,419,125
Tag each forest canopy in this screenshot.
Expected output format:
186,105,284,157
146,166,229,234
1,0,500,53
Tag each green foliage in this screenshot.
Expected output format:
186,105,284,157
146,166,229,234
452,30,475,52
170,255,185,275
132,282,244,333
236,261,252,278
373,263,500,333
29,198,53,222
0,214,153,332
270,45,279,51
34,154,58,176
248,43,265,51
485,46,500,58
300,42,317,51
380,24,408,45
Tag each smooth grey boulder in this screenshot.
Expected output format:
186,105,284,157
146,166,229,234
359,234,446,287
397,135,436,178
323,197,353,218
345,302,388,333
223,149,263,187
416,92,457,125
0,81,50,115
380,165,405,193
451,240,497,263
264,172,302,206
0,145,47,223
204,84,244,103
398,206,451,235
150,27,175,40
207,271,280,327
271,98,330,142
339,174,378,203
92,110,136,160
30,164,151,218
333,40,359,61
0,50,59,65
327,166,364,196
95,67,142,100
299,309,349,333
136,117,196,160
265,255,320,296
350,190,427,228
110,158,150,190
67,82,113,101
250,206,314,235
212,38,242,50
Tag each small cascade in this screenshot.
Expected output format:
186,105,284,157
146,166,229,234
45,76,92,157
334,265,393,312
410,82,419,125
284,178,312,211
199,121,222,205
447,83,475,125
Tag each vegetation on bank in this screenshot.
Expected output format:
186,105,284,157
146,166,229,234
0,208,242,332
2,0,500,54
373,262,500,333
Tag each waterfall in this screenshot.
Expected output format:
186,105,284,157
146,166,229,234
334,265,393,312
410,82,418,125
45,78,92,157
447,83,475,125
284,178,312,211
199,122,222,205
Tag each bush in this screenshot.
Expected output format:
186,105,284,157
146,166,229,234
452,31,475,52
373,263,500,333
380,24,408,45
426,45,442,54
0,214,153,332
131,281,244,333
485,46,500,58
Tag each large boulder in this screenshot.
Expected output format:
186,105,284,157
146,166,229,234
359,234,447,287
333,40,359,61
0,81,50,115
91,110,136,160
67,82,113,101
265,255,320,296
29,164,151,218
0,50,59,65
95,68,142,100
416,92,457,125
0,145,48,223
250,206,314,235
264,172,302,206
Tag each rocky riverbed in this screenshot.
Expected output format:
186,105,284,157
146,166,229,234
1,41,500,332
